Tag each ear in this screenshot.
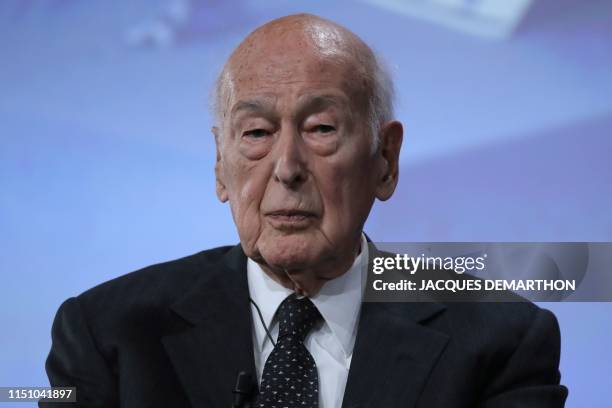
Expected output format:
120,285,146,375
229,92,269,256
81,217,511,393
212,126,229,203
374,120,403,201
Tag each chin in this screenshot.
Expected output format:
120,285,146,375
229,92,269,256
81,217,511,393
256,231,328,271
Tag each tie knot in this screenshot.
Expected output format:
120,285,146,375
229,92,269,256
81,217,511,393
276,293,322,342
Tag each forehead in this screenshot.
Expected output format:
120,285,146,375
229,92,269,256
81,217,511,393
225,35,367,111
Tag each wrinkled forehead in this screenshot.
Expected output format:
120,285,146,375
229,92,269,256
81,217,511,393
219,25,371,118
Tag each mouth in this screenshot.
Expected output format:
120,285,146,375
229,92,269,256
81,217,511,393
265,209,317,228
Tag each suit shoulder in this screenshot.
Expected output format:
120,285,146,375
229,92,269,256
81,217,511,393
441,300,556,352
75,245,235,312
445,300,540,326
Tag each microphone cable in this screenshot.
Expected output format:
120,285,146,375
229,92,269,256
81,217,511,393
249,298,276,347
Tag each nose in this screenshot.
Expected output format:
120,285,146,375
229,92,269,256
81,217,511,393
273,127,308,189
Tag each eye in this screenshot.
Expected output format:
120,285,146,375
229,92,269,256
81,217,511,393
312,124,336,134
243,129,271,139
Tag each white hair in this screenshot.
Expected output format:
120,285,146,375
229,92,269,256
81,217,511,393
366,52,395,152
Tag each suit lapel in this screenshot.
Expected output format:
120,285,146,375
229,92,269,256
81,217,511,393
161,245,256,408
341,242,450,408
341,302,449,408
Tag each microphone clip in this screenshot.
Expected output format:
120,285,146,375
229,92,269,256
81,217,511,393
232,371,256,408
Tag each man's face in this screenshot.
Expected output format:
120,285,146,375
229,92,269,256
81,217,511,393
214,33,398,278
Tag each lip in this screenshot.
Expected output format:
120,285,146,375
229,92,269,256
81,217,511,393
266,209,316,217
265,209,317,229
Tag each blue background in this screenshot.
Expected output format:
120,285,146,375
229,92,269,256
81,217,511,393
1,0,611,406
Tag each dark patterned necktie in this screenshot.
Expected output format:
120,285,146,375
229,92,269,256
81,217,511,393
256,293,322,408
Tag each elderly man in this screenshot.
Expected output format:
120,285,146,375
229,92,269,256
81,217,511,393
42,14,567,408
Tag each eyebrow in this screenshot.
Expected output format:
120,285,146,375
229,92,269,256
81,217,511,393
229,93,351,121
230,99,275,116
296,94,350,113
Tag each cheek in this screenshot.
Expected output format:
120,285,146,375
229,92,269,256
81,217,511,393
316,153,377,234
224,160,271,238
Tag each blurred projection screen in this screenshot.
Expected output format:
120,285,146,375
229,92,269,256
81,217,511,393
361,0,534,39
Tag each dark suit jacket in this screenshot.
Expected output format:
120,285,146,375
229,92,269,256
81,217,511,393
42,243,568,407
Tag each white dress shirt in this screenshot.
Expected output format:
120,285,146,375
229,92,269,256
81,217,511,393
247,234,368,408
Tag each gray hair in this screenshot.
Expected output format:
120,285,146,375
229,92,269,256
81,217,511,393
366,52,395,152
211,40,395,154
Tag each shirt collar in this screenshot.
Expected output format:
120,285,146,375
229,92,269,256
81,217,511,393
247,234,368,359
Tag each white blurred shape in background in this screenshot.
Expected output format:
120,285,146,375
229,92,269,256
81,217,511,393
361,0,534,39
